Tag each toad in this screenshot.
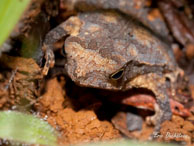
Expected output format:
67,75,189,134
42,8,182,134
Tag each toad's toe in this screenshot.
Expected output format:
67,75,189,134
42,46,55,75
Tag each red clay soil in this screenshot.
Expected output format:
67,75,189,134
35,78,121,145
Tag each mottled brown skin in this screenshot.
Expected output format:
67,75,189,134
64,0,169,38
42,10,182,135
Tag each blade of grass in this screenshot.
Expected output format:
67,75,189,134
76,140,177,146
0,0,30,47
0,111,57,146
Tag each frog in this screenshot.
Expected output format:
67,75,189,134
41,5,183,135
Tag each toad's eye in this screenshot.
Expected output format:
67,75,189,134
61,44,66,56
110,68,124,80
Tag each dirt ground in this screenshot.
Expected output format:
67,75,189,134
0,0,194,145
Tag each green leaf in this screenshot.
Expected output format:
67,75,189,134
0,0,30,46
0,111,57,146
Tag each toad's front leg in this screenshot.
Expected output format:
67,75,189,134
42,23,69,75
129,74,172,138
144,78,172,139
42,16,82,75
146,88,172,134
